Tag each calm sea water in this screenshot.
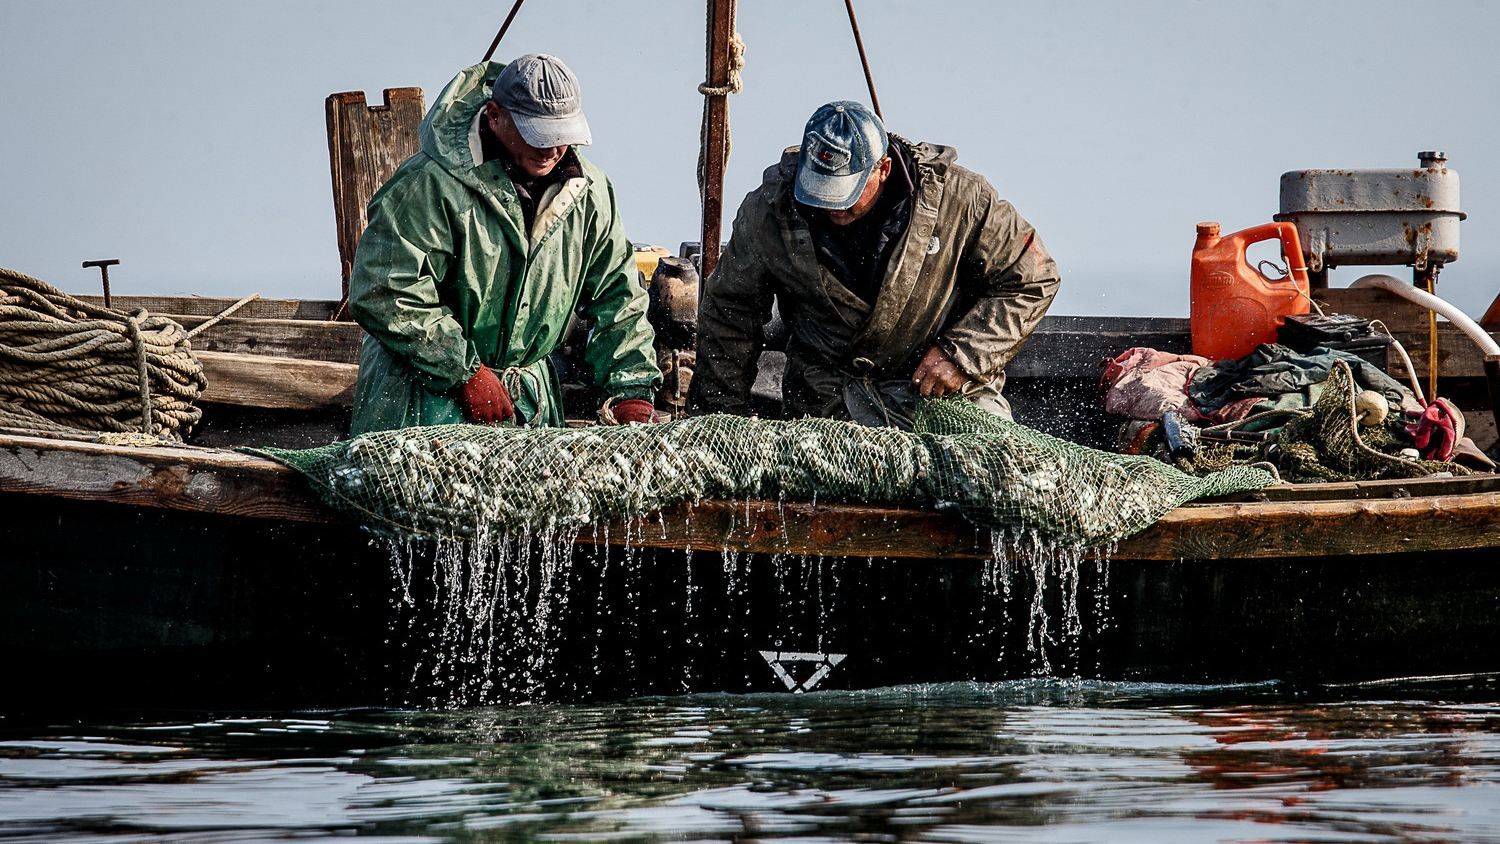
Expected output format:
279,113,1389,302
3,677,1499,842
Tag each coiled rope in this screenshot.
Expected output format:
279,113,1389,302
0,267,207,440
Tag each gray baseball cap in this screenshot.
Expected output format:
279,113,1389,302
490,53,592,147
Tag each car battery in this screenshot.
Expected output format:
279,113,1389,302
1278,313,1391,371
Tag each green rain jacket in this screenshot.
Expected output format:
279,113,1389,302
349,61,660,435
694,138,1060,424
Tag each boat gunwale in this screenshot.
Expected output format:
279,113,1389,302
2,429,1497,562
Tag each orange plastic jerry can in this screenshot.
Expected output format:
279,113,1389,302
1190,221,1311,360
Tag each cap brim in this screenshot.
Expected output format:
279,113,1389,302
511,111,592,147
794,165,871,210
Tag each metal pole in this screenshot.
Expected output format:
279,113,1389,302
699,0,734,280
482,0,528,62
843,0,882,120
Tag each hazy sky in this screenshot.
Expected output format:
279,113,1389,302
2,0,1496,318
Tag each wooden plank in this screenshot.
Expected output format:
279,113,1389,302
0,433,332,524
73,294,341,320
1123,492,1500,560
169,315,364,363
197,351,357,410
327,88,425,302
1251,473,1500,502
1008,316,1191,379
2,430,1496,562
1315,287,1431,333
1399,324,1500,379
606,492,1500,561
1313,286,1499,377
753,316,1192,386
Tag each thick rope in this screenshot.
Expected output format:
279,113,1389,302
696,31,745,98
184,292,260,340
0,267,207,440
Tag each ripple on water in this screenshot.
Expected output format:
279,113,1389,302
1,684,1498,841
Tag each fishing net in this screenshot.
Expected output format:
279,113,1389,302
253,399,1273,547
1180,360,1468,482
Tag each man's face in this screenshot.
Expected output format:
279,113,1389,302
486,103,568,178
825,156,892,226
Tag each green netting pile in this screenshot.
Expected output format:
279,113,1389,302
1186,360,1469,483
253,399,1273,547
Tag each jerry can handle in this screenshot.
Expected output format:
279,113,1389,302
1235,222,1310,287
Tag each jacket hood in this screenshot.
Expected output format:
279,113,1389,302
418,61,601,199
420,62,501,184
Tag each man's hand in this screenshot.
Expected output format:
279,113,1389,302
459,365,516,424
603,397,656,425
911,346,971,398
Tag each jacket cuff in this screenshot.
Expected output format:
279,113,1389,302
934,336,985,381
611,385,657,402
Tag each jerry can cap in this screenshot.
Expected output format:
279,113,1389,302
1196,222,1221,237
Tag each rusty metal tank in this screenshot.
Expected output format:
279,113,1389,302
1275,151,1464,274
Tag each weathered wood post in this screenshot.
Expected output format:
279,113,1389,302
325,88,426,314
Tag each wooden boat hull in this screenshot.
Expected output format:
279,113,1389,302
5,432,1499,710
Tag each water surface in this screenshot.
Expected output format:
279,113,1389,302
4,678,1499,842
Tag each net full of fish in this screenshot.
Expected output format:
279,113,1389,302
254,399,1273,547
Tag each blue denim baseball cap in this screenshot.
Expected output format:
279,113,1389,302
794,101,888,210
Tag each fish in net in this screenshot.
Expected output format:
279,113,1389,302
253,399,1274,547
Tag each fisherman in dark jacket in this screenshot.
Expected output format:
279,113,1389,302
693,101,1060,427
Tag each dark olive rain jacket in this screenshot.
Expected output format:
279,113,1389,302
693,137,1060,425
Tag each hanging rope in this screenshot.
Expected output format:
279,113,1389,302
696,31,745,98
0,267,208,440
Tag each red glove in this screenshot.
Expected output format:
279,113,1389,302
459,365,515,424
607,398,656,425
1406,397,1463,461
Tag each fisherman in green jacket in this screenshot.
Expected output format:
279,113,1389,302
693,101,1060,427
349,55,661,435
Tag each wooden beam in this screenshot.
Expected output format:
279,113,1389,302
74,295,341,320
596,491,1500,561
171,315,364,364
0,433,331,524
1,430,1496,562
1251,473,1500,502
197,351,357,410
1007,316,1191,379
327,88,426,303
1399,324,1500,379
1315,287,1430,333
1315,286,1500,378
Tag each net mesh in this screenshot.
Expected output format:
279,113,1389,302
254,398,1273,547
1183,361,1469,483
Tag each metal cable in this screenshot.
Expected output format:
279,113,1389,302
481,0,528,62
